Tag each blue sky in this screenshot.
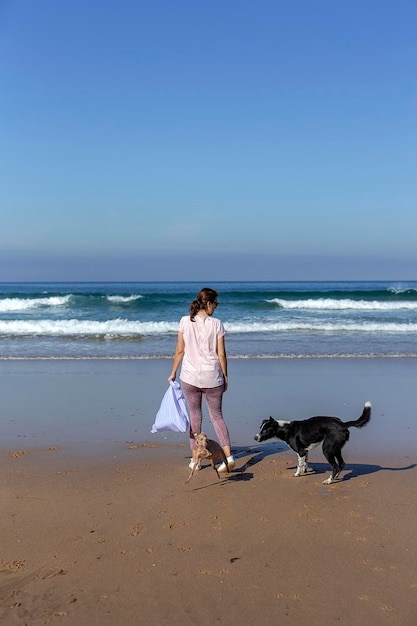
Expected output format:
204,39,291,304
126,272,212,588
1,0,416,281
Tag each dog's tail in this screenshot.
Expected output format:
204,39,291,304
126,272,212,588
344,401,371,429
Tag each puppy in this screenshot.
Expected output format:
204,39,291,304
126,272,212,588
185,433,229,484
254,401,371,484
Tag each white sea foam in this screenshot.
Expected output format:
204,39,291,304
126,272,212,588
225,321,417,333
107,295,143,303
267,298,417,311
2,353,417,361
1,318,417,337
389,287,417,295
0,319,177,337
0,295,71,312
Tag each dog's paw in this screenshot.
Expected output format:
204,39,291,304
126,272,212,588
293,468,308,477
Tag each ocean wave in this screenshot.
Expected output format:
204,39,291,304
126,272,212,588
1,318,417,338
0,295,71,312
225,321,417,333
267,298,417,311
107,295,143,303
388,287,417,295
0,318,177,337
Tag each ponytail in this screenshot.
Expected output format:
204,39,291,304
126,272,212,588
189,299,200,321
189,287,218,321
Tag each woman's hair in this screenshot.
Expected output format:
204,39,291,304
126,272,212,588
189,287,218,321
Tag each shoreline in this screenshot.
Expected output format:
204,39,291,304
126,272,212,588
2,353,417,360
1,356,416,456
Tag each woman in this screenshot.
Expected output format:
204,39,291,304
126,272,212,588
168,287,234,473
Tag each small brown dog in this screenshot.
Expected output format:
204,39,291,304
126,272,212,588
184,433,229,484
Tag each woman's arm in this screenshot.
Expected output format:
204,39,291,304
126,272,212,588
217,335,228,391
168,331,185,381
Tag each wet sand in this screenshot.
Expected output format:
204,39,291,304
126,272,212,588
0,358,416,624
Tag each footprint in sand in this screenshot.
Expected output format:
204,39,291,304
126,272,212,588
34,567,65,580
9,450,27,458
130,523,144,536
0,560,29,573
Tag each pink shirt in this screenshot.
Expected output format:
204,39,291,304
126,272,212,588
178,315,225,388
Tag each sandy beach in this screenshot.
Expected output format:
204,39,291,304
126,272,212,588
1,358,416,625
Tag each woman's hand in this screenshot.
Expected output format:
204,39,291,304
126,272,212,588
168,373,176,382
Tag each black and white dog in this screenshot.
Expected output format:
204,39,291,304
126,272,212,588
254,401,371,484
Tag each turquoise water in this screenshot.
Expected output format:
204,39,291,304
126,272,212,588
1,281,417,359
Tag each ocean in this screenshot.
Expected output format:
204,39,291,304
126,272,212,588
1,281,417,360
